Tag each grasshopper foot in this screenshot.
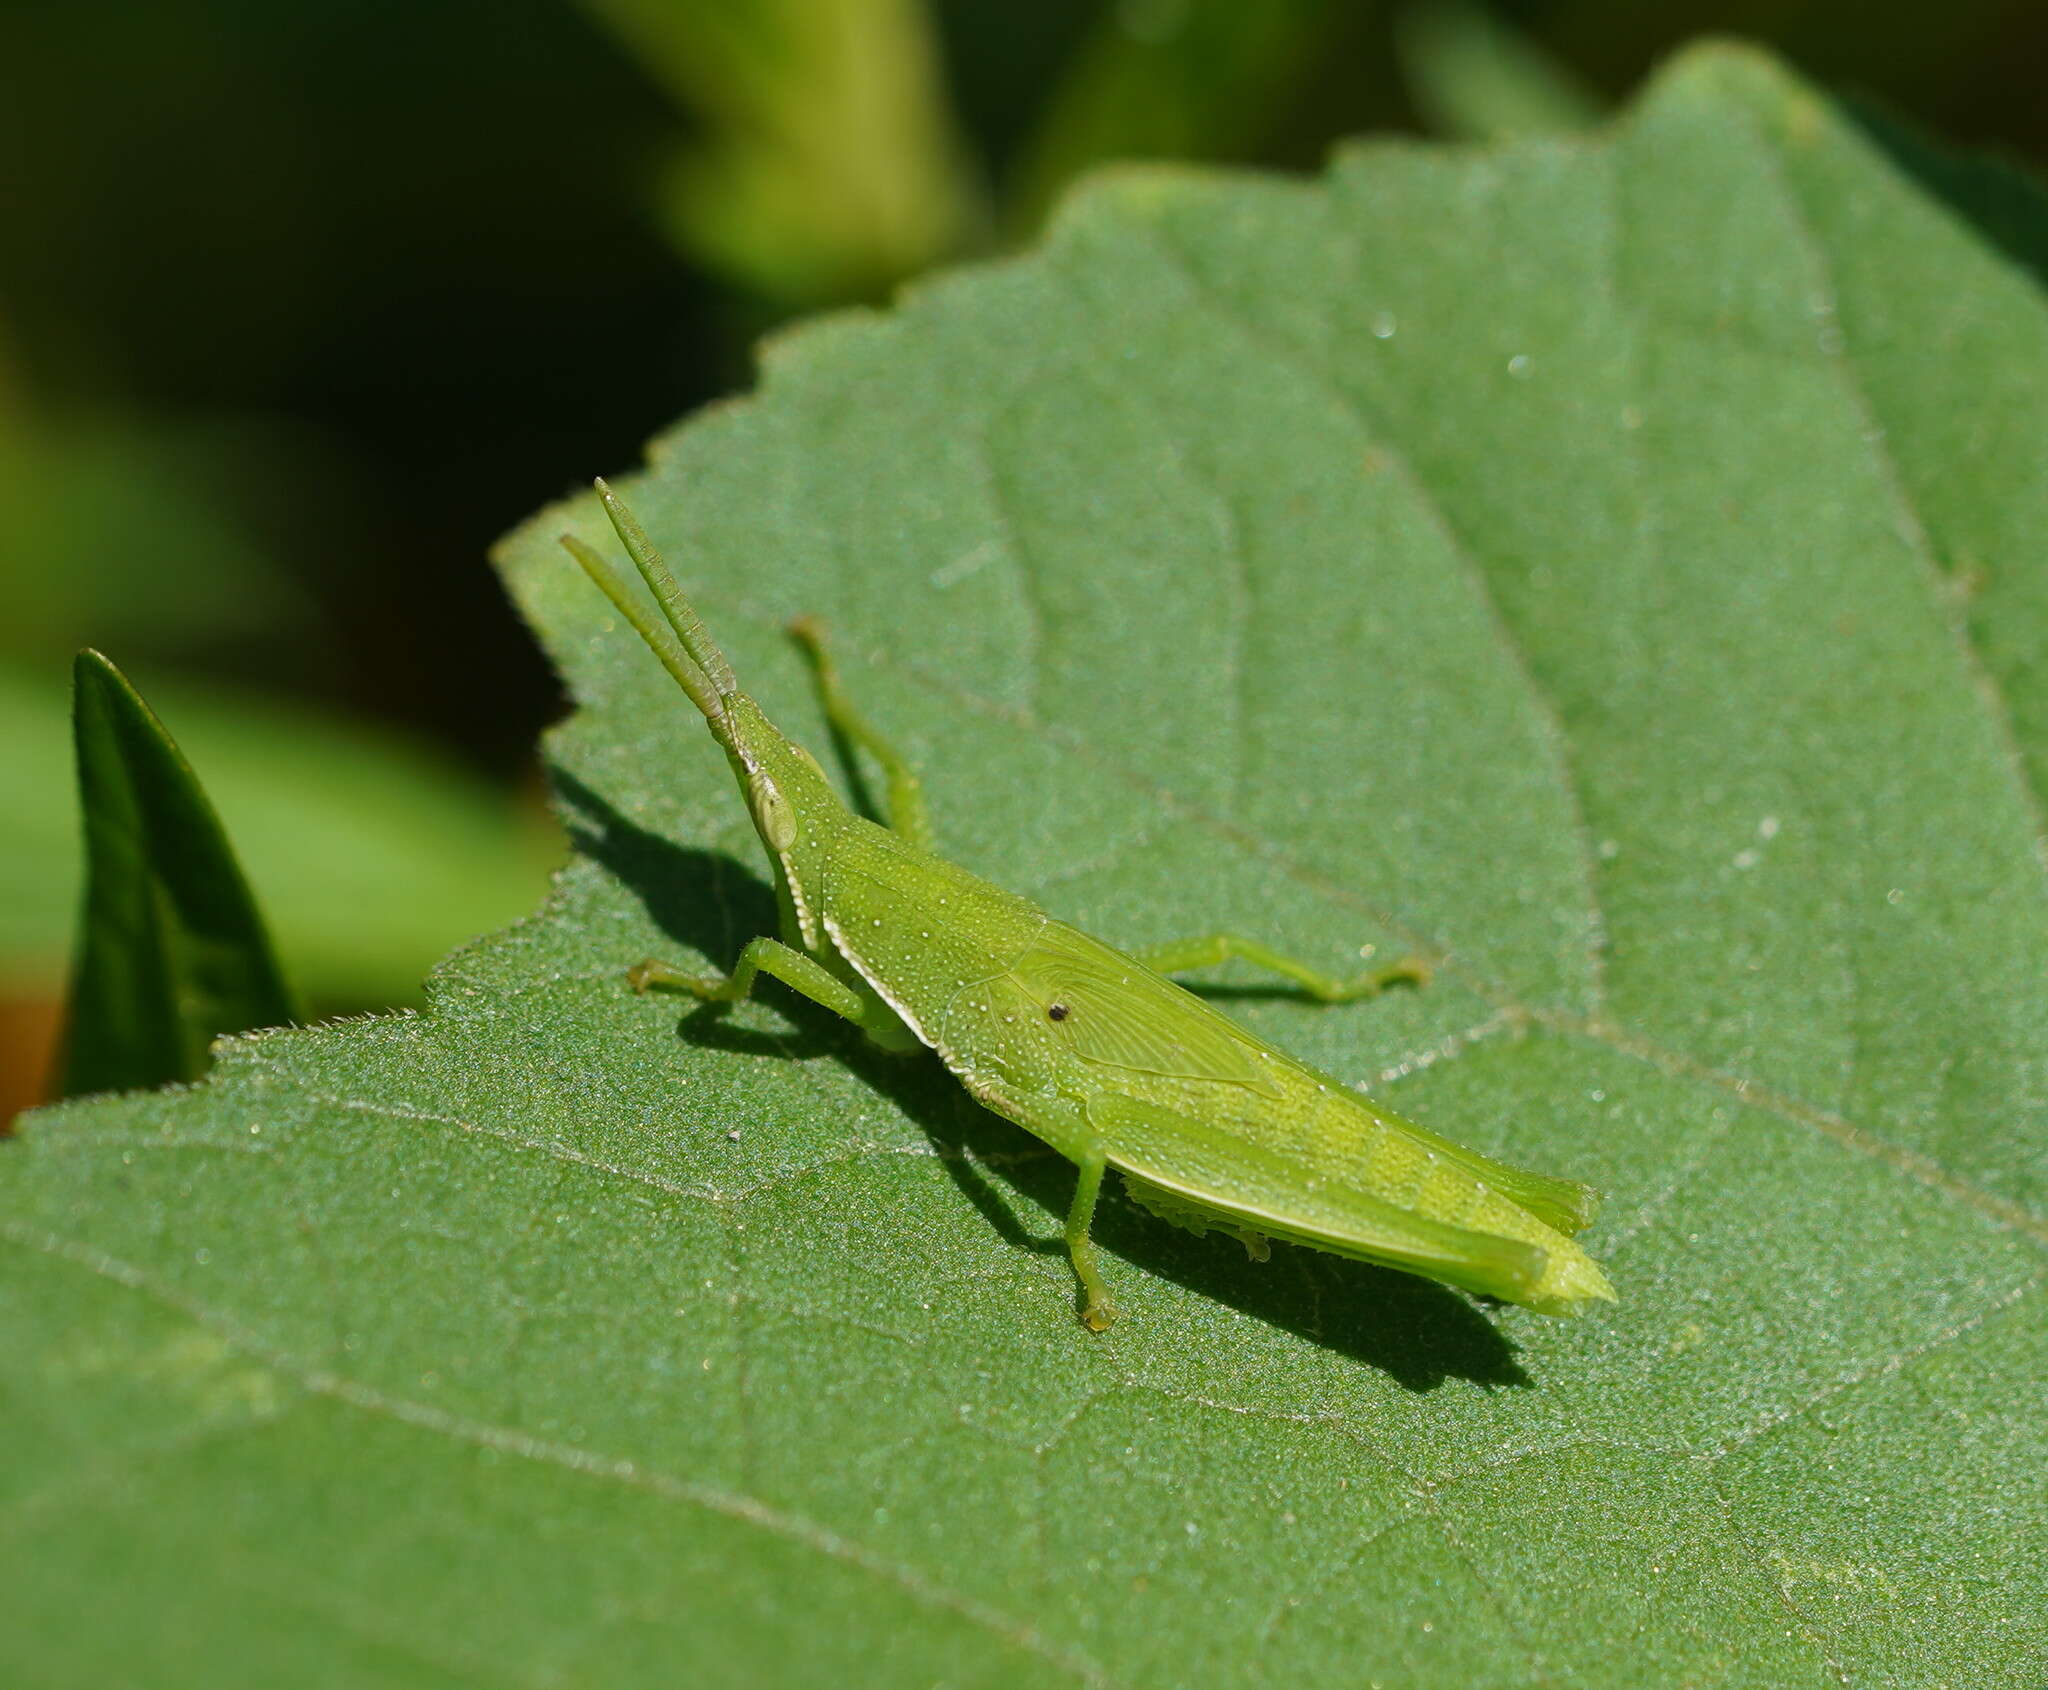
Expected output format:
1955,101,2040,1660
1375,954,1433,993
628,958,717,997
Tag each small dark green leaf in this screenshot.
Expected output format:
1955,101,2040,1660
2,662,560,1006
579,0,986,305
57,650,297,1097
1005,0,1339,233
1396,0,1605,141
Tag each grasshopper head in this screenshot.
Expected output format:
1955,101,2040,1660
560,479,853,944
712,690,852,943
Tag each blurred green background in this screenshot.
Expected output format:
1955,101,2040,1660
5,0,2045,1118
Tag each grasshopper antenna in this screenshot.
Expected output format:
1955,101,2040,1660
558,529,725,723
593,477,740,700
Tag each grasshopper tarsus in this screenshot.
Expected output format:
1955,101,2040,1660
1328,954,1434,1000
628,957,713,997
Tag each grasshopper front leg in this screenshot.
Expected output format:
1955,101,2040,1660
1127,933,1430,1000
787,616,934,850
631,939,919,1052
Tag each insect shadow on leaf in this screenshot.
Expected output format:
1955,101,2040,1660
553,766,1529,1392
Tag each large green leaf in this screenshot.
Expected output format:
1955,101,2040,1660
5,44,2045,1687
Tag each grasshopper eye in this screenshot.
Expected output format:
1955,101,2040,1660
746,770,798,852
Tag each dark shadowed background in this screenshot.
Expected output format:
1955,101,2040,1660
5,0,2046,1118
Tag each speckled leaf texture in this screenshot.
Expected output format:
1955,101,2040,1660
6,46,2045,1690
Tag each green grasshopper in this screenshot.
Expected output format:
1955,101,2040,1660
563,480,1616,1330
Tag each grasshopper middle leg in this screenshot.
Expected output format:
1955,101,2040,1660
1064,1153,1117,1332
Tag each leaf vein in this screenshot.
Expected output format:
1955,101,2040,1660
1742,105,2048,897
